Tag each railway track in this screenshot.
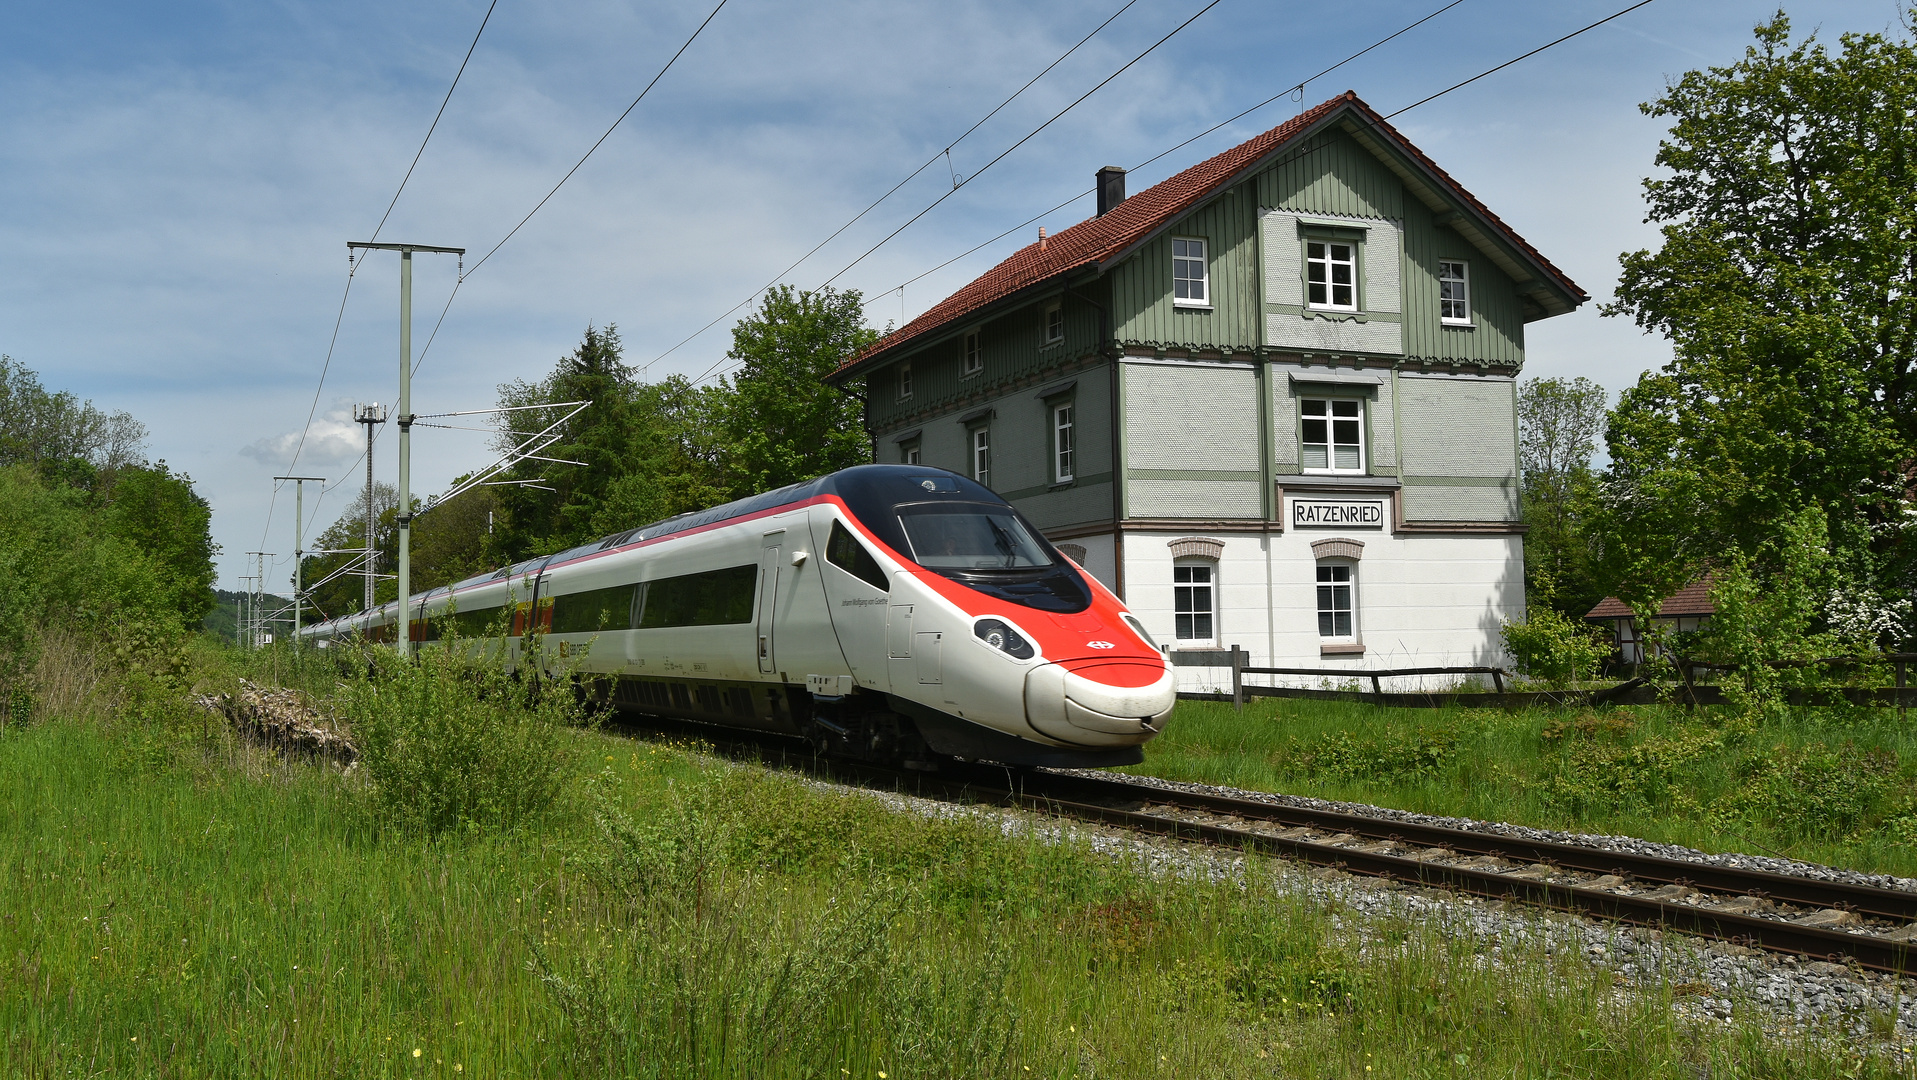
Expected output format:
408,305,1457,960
613,715,1917,977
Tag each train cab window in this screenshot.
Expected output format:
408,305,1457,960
826,520,889,591
636,565,757,628
896,502,1053,570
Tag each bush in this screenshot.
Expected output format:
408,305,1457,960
1500,607,1608,686
343,648,577,834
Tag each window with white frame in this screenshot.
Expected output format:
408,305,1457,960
1052,402,1075,483
1044,302,1064,343
962,330,982,375
1300,398,1364,472
1173,561,1215,644
1173,237,1208,306
1316,563,1355,640
897,362,913,400
901,441,921,465
971,426,991,486
1306,238,1357,310
1439,260,1470,323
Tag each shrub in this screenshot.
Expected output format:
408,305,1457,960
1500,607,1608,686
343,647,577,834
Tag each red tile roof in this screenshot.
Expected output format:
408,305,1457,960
832,91,1585,382
1585,580,1716,620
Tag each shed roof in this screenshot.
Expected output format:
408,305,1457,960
830,91,1586,384
1585,580,1716,621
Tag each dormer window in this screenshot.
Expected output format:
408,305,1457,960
1307,240,1357,311
1173,237,1209,306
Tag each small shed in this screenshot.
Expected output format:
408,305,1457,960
1584,581,1714,663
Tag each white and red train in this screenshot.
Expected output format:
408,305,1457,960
298,465,1174,768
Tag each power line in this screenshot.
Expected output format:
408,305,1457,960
461,0,731,280
257,0,499,561
646,0,1146,378
691,0,1473,386
369,0,501,243
890,0,1470,305
812,0,1230,293
407,0,733,379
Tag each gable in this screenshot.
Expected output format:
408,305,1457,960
831,92,1584,385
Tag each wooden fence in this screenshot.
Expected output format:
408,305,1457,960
1168,648,1917,710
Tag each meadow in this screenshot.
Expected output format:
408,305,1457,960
1127,696,1917,879
4,642,1914,1078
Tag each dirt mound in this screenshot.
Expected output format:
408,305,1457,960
196,679,358,765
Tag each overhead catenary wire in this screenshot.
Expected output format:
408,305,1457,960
691,0,1474,387
408,0,731,379
697,0,1656,390
689,0,1229,388
885,0,1471,307
811,0,1229,291
369,0,501,243
645,0,1146,378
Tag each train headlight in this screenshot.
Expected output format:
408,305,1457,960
973,618,1035,660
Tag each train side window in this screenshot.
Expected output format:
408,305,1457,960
637,565,757,628
827,520,889,592
550,584,637,633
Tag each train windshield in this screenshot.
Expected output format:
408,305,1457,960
896,503,1054,570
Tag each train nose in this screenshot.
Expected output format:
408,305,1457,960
1024,658,1176,745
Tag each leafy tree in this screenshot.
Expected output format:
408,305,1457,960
1516,377,1607,618
0,355,146,485
301,482,398,620
488,328,728,563
410,486,500,593
101,461,218,624
719,285,876,498
490,325,640,557
1599,11,1917,646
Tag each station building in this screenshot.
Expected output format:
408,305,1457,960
826,92,1586,687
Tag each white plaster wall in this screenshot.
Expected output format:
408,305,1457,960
1121,527,1524,693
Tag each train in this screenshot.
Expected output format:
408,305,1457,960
297,464,1175,768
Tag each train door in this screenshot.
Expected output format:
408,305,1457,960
756,532,783,675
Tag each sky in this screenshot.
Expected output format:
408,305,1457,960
0,0,1906,594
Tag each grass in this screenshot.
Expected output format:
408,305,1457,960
1126,696,1917,878
4,639,1916,1076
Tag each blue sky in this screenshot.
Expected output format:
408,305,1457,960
0,0,1905,594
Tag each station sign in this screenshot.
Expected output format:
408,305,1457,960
1290,499,1386,529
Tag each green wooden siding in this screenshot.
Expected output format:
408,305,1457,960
1257,130,1404,220
1398,199,1525,364
1109,185,1261,349
866,284,1105,432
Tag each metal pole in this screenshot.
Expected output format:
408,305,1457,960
275,476,324,650
347,240,461,653
397,249,412,657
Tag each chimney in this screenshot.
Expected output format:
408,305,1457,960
1038,227,1047,251
1096,166,1126,215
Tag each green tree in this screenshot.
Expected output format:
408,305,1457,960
1599,11,1917,645
101,461,218,624
0,355,147,486
488,328,729,563
1516,377,1607,618
490,325,639,557
301,482,398,620
719,285,876,498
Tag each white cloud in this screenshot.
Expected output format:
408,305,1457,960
239,401,366,468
